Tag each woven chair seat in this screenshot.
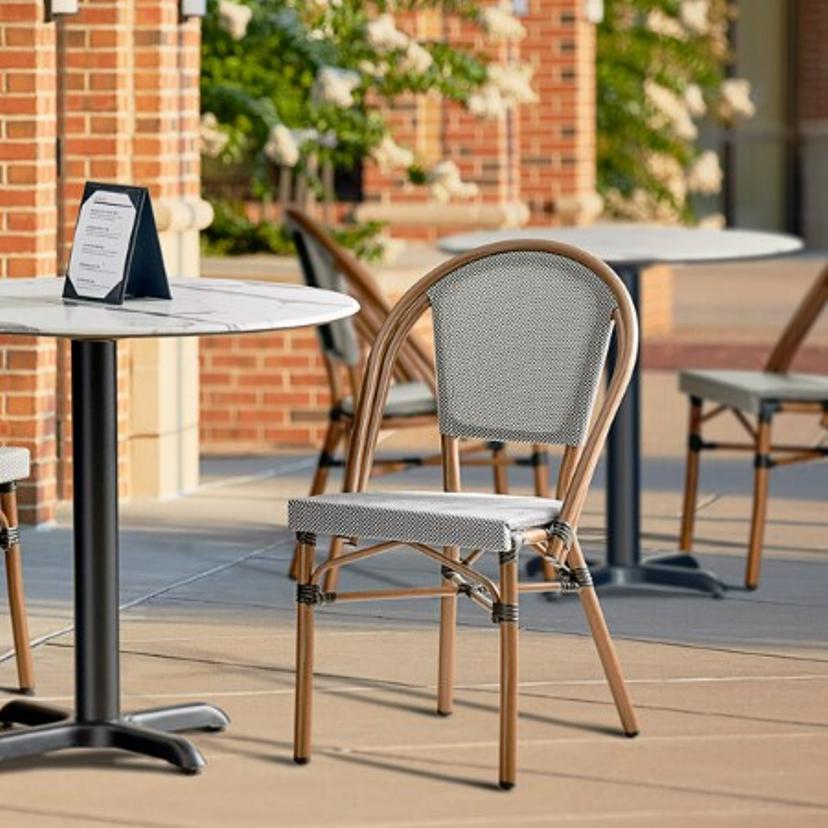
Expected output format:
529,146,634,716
0,447,30,485
680,369,828,414
339,380,436,418
289,490,562,552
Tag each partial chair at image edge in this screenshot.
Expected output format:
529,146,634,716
0,447,35,694
288,240,641,789
283,209,558,586
678,263,828,590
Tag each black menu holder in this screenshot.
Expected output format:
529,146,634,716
63,182,172,305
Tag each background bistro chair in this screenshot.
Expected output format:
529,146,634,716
678,264,827,590
0,447,35,693
287,240,640,789
285,209,555,585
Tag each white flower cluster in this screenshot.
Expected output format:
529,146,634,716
358,59,388,79
604,187,681,223
400,41,433,74
646,9,685,40
218,0,252,41
468,63,537,119
200,113,229,159
371,135,414,172
263,125,320,167
479,1,526,41
645,80,698,141
313,66,361,108
364,14,433,75
646,152,687,206
686,150,722,194
429,161,479,203
680,0,710,36
683,84,706,118
647,1,709,39
366,13,410,52
718,78,756,122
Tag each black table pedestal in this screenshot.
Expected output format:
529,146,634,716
0,340,228,772
596,266,726,597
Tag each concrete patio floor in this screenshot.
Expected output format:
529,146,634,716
0,371,826,826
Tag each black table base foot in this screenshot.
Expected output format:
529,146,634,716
0,700,70,729
124,702,230,734
591,555,726,598
0,701,229,772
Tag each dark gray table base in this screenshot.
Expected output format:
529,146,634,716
0,340,228,773
601,267,726,597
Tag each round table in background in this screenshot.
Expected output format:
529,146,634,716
440,225,803,595
0,277,358,773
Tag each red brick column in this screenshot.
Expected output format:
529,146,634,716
0,2,59,523
519,0,597,221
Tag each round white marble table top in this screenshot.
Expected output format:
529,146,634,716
0,278,359,340
439,224,803,267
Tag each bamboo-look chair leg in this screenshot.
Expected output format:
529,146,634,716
678,397,703,551
321,536,346,593
1,484,35,693
309,418,346,497
498,552,519,790
568,538,638,737
293,534,316,764
437,546,459,716
491,443,509,494
746,412,773,590
289,418,347,581
532,446,550,498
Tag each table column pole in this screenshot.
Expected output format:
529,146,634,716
71,338,120,722
606,266,641,569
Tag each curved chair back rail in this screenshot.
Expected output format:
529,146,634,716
343,239,638,541
764,263,828,374
284,208,435,398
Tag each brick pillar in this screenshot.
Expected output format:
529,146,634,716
798,0,828,247
519,0,598,223
0,2,59,523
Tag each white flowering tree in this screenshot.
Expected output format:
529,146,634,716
201,0,534,256
597,0,755,224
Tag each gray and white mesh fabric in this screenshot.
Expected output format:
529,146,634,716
288,219,361,367
0,447,30,485
427,249,618,446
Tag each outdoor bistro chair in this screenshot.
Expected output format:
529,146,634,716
678,263,828,590
284,209,555,586
287,240,641,789
0,446,35,693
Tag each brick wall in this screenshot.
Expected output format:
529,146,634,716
0,2,59,522
519,0,597,220
360,0,598,235
0,0,202,521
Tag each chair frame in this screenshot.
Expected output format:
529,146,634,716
285,209,556,585
1,481,35,693
678,265,828,589
292,240,640,789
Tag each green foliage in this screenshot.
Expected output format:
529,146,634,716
202,199,388,262
201,0,500,255
597,0,734,221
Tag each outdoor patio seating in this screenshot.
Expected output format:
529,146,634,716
679,263,828,589
287,240,641,789
0,446,35,693
285,209,556,587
